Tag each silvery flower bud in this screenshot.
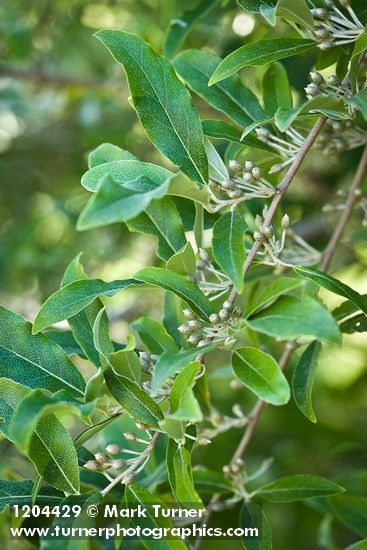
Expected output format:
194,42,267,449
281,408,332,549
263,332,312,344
223,300,233,311
339,0,350,7
196,436,211,446
243,171,255,182
281,214,290,229
256,128,271,139
311,8,329,20
228,189,243,199
124,432,137,442
111,459,125,469
262,225,273,238
305,83,322,97
251,166,262,179
188,320,202,330
310,71,325,85
196,259,206,270
219,308,230,321
197,338,211,347
319,41,334,50
221,180,237,191
232,306,243,318
183,308,196,320
223,465,231,476
199,248,210,262
139,352,151,363
327,75,339,86
253,231,265,242
105,443,123,455
209,313,220,325
228,159,242,173
188,334,201,345
84,460,101,471
269,163,284,174
178,324,192,334
94,451,110,463
244,160,255,170
136,422,150,431
314,28,331,40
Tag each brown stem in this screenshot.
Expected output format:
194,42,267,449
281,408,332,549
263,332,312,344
226,116,327,306
320,143,367,272
193,118,326,550
100,431,160,497
0,64,112,90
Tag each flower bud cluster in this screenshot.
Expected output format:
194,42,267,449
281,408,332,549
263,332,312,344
317,118,367,154
179,300,243,350
254,208,320,267
84,444,127,472
195,248,232,301
139,351,158,373
223,457,245,478
305,71,352,102
310,1,364,50
256,126,307,173
208,159,275,210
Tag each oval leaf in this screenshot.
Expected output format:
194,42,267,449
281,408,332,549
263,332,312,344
209,39,315,85
292,341,322,423
95,30,208,184
257,474,344,502
232,347,290,405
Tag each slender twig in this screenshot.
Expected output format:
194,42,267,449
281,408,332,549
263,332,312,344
226,116,327,307
320,144,367,271
194,118,327,550
0,64,114,90
100,431,160,497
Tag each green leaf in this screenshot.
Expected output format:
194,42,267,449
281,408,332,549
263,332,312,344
209,39,315,85
96,30,208,184
262,62,292,115
166,241,196,276
73,414,120,448
205,138,230,184
92,307,114,369
174,49,265,127
126,197,186,261
133,266,212,321
109,335,141,382
276,0,314,30
345,540,367,550
152,344,214,392
168,174,210,206
240,505,272,550
61,254,104,368
232,347,290,405
33,278,139,334
170,361,200,412
88,142,137,168
170,361,202,422
0,306,85,396
340,313,367,334
202,119,273,151
10,389,95,452
292,341,322,423
212,211,247,292
167,438,203,506
78,169,176,231
294,266,367,314
125,484,187,550
346,87,367,120
132,317,179,355
246,277,304,316
275,96,347,132
246,296,341,344
164,0,220,58
0,480,63,513
257,474,345,502
238,0,276,14
328,495,367,537
104,368,163,428
45,329,85,358
84,368,104,402
0,379,80,494
193,469,234,494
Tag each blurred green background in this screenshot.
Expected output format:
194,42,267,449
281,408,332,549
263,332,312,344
1,1,367,549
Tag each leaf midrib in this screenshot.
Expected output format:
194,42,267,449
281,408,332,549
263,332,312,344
118,37,206,184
